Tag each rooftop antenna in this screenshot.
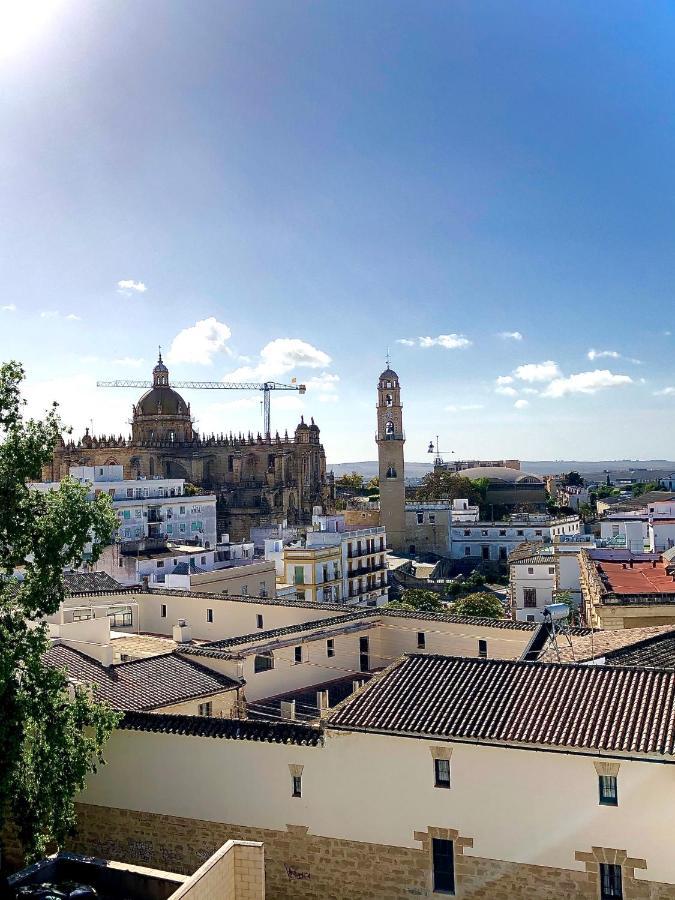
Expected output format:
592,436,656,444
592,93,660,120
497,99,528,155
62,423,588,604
542,602,576,663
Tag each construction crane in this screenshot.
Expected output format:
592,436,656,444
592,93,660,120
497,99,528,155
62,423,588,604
96,379,306,435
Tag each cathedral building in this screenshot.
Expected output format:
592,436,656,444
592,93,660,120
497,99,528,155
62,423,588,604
46,355,330,540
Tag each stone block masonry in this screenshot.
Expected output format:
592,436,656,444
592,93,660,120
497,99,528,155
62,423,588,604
63,804,675,900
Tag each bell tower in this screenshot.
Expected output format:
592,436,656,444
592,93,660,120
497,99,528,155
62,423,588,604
376,364,406,552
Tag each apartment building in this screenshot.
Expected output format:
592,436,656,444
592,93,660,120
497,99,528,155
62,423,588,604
451,514,581,563
31,465,217,549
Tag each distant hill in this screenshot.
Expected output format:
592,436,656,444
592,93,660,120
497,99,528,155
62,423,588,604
328,460,675,480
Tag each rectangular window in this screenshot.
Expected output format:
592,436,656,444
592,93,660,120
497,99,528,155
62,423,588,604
434,758,451,789
517,530,524,536
241,585,249,596
256,614,264,629
359,636,370,672
198,701,213,717
107,609,132,628
292,774,302,798
180,523,186,533
464,529,471,536
296,590,305,601
599,775,618,806
417,512,424,525
326,638,335,657
478,639,487,659
528,567,534,574
432,838,455,894
600,863,622,899
428,513,436,525
417,631,426,649
464,546,471,557
548,567,555,575
156,560,164,568
254,653,274,673
206,608,214,623
294,566,305,585
523,588,537,608
499,546,507,560
481,529,488,536
160,604,167,618
294,646,303,664
499,529,506,536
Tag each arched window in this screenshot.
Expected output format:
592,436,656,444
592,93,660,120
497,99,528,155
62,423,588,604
386,465,397,479
385,421,394,437
385,394,393,407
149,458,155,477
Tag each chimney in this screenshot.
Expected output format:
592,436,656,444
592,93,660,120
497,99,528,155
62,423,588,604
172,619,193,643
352,679,362,693
316,690,329,711
280,700,296,720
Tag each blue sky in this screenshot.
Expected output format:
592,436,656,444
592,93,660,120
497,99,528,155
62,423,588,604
3,1,675,462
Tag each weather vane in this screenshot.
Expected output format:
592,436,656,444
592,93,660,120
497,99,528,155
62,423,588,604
385,346,391,367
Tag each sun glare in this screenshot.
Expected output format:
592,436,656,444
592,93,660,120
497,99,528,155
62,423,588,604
0,0,65,62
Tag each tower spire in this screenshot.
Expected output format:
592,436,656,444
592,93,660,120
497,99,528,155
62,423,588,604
385,346,391,368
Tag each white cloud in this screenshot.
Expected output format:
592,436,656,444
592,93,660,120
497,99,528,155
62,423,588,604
514,399,529,409
445,403,484,412
396,339,416,347
654,386,675,396
496,375,514,386
117,279,147,294
418,334,472,349
521,387,539,395
167,317,233,365
587,349,620,361
588,348,642,365
113,357,145,369
495,385,518,397
1,304,16,312
40,310,80,321
513,360,561,382
226,338,331,380
498,331,523,341
305,372,340,403
542,369,633,398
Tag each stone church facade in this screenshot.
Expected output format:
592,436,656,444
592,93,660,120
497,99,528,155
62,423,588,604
45,355,330,540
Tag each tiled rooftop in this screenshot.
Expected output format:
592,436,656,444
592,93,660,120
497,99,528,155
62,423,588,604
537,625,675,663
120,710,323,745
328,653,675,756
63,572,128,594
598,559,675,595
604,631,675,669
45,644,240,710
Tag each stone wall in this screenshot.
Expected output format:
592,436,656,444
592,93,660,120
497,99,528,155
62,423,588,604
56,804,675,900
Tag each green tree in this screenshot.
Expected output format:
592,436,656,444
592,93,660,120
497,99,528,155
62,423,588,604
388,588,445,613
366,476,380,491
336,471,364,491
561,471,584,487
415,472,483,505
0,361,121,864
450,591,504,619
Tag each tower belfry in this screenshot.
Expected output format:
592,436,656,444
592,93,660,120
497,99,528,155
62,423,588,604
376,365,406,552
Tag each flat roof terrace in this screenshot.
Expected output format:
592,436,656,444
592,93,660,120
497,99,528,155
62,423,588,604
599,559,675,595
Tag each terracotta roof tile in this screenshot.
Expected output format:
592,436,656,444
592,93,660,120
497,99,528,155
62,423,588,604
328,653,675,756
45,644,240,711
119,711,323,745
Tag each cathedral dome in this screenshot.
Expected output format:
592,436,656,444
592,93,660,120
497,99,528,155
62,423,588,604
136,385,188,417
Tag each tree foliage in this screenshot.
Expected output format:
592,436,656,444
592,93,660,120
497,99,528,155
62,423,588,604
560,471,584,487
388,588,445,614
450,591,504,619
335,471,364,491
556,590,581,625
0,361,121,863
415,472,484,505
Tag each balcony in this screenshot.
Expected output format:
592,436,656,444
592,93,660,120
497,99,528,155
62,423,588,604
375,431,406,442
348,563,387,578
